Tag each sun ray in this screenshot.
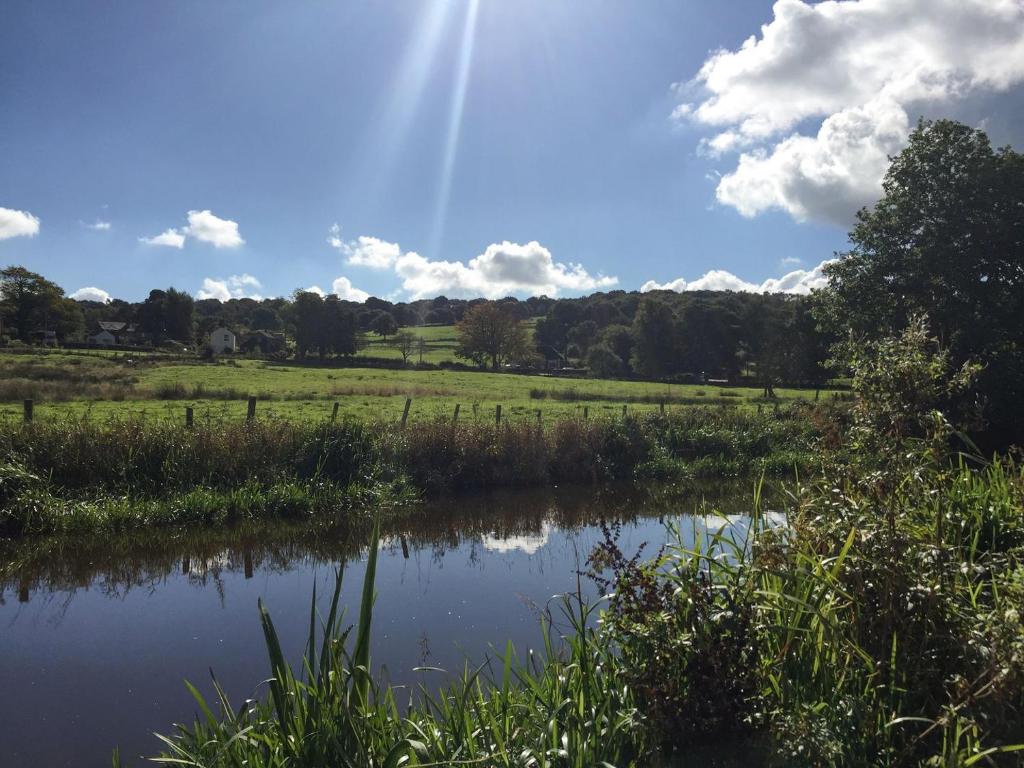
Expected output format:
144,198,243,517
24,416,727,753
428,0,480,259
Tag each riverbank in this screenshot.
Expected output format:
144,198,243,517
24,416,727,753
0,406,822,537
137,454,1024,767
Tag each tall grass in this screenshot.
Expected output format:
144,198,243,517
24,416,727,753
0,408,819,535
134,518,648,768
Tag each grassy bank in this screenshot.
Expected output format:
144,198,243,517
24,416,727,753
136,453,1024,767
0,406,820,537
0,349,832,424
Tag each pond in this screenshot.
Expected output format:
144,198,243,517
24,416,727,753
0,480,778,767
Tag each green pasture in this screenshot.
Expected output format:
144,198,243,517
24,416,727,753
0,348,831,424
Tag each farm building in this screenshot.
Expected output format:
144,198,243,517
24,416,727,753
89,320,139,346
240,329,286,354
209,327,237,354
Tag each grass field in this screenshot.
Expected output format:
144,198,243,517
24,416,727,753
0,346,833,424
356,324,461,363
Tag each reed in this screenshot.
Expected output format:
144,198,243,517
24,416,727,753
135,518,649,768
0,408,818,536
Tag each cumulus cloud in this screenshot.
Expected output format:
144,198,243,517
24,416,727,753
84,220,111,231
304,285,326,297
141,210,244,250
184,210,245,248
0,207,40,240
396,240,618,300
641,259,832,295
139,228,185,248
328,225,400,269
197,274,263,301
70,286,112,303
678,0,1024,224
331,276,370,302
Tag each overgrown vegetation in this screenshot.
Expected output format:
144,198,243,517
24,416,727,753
0,406,817,536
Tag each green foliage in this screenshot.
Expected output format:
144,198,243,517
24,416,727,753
816,118,1024,449
0,265,84,342
455,301,532,369
630,298,678,379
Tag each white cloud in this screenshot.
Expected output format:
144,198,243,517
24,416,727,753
641,259,833,295
197,274,263,301
84,220,111,231
305,285,326,297
679,0,1024,224
139,228,185,248
70,286,112,303
141,210,244,250
184,209,245,248
0,207,40,240
328,225,401,269
395,240,618,299
331,276,370,302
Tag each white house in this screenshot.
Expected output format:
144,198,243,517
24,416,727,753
209,327,237,354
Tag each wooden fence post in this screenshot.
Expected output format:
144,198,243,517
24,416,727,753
23,399,33,423
185,406,194,427
452,403,460,425
495,404,502,427
401,397,412,428
331,402,340,422
583,405,589,420
622,403,628,418
536,409,542,426
660,401,665,415
247,396,257,422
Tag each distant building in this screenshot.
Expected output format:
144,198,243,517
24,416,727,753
240,330,286,355
89,320,138,346
209,327,237,354
30,329,58,346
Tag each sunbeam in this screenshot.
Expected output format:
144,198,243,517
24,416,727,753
428,0,480,260
350,1,455,209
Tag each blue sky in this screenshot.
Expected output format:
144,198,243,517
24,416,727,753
2,1,1022,303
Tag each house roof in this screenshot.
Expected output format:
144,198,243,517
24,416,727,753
97,320,127,332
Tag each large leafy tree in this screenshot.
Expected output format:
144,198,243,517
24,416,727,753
630,298,678,379
456,301,530,370
815,119,1024,446
0,265,83,341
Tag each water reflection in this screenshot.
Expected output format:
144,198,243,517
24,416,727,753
0,479,771,768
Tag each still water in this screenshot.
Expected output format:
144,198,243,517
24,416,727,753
0,481,773,767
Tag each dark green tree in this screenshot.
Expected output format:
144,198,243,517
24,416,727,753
0,265,80,341
370,311,398,341
630,298,678,379
815,119,1024,446
291,291,325,359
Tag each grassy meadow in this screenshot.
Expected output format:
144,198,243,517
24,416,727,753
0,344,831,425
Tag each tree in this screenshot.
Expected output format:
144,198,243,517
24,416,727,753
164,288,194,343
630,299,678,379
456,301,530,370
815,119,1024,447
0,266,76,341
290,291,324,359
392,329,417,365
586,343,624,378
371,311,398,341
600,324,634,374
324,295,357,357
534,301,581,362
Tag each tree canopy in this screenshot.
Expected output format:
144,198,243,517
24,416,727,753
815,119,1024,447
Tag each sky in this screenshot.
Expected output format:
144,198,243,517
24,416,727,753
2,0,1023,304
